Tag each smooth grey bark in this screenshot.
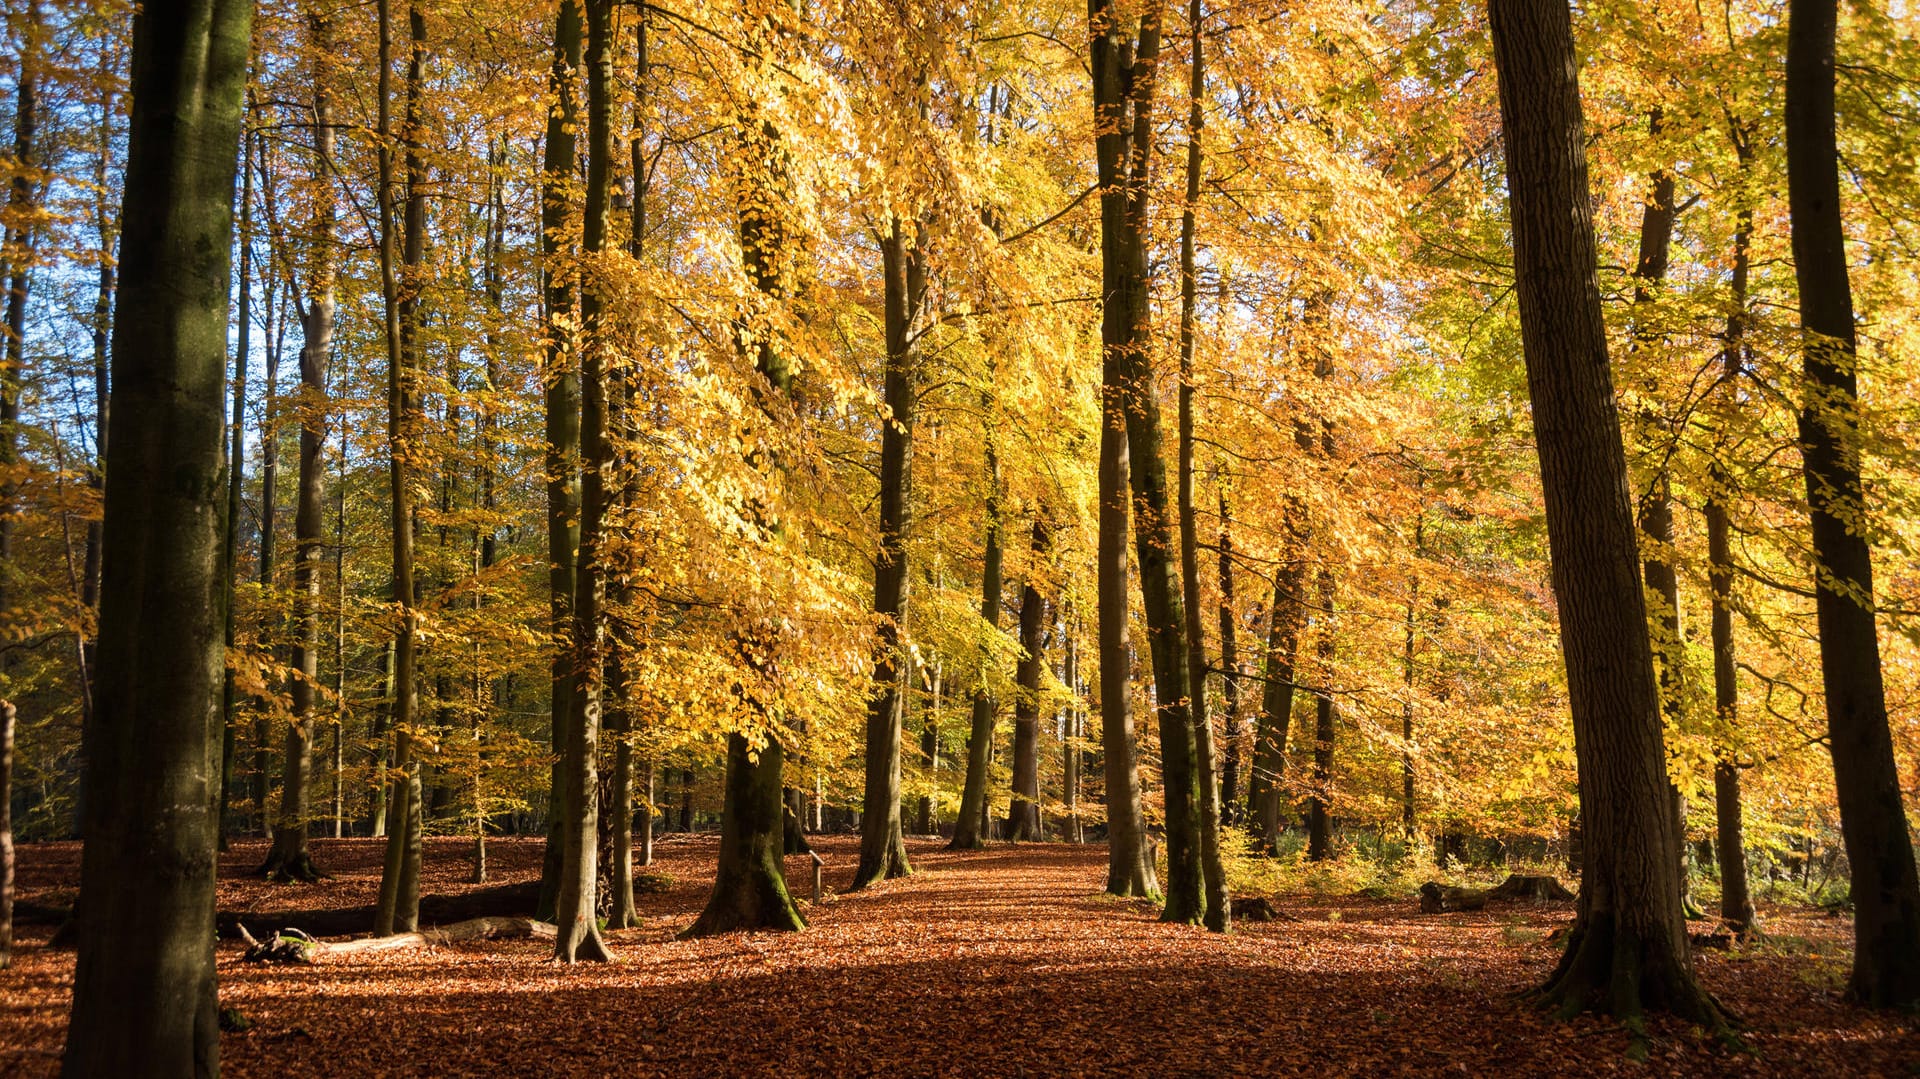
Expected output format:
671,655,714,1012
1784,0,1920,1009
61,0,249,1072
1488,0,1721,1029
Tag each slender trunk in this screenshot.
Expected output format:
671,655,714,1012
266,11,339,884
1175,0,1226,929
1306,570,1337,861
1006,519,1049,842
1248,551,1306,847
1061,612,1082,843
1401,509,1422,839
219,121,253,853
1488,0,1720,1028
535,0,583,925
63,1,249,1070
0,701,12,968
853,218,918,886
0,16,29,730
1216,487,1241,826
251,171,281,832
1785,0,1920,1008
77,48,114,757
950,421,1003,852
1708,125,1755,935
373,0,428,938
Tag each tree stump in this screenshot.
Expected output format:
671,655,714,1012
1486,873,1575,902
1419,882,1488,913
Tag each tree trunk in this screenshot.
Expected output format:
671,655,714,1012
1785,0,1920,1008
1488,0,1720,1032
950,423,1003,853
1217,488,1241,826
218,112,252,854
686,38,808,935
1248,556,1305,848
1401,508,1422,839
63,1,249,1072
373,0,428,938
535,0,583,926
1707,126,1756,936
265,11,338,885
1175,0,1226,929
852,217,919,887
1306,569,1337,862
1090,0,1165,904
0,701,13,968
1006,520,1049,842
552,0,616,963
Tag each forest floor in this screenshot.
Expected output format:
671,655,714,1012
3,835,1914,1076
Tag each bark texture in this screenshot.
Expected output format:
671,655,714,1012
62,1,250,1072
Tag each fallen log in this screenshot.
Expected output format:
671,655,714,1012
237,916,555,964
1419,882,1488,913
217,879,542,940
1486,873,1575,903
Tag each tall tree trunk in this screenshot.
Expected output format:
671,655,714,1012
1626,109,1694,915
1090,0,1166,904
1216,487,1241,826
265,10,339,884
0,701,12,968
63,0,249,1071
852,218,919,887
535,0,584,924
1707,123,1756,936
0,12,30,736
251,179,281,834
1401,508,1422,839
552,0,616,963
1175,0,1226,929
77,43,114,763
1061,611,1082,842
1488,0,1721,1031
218,113,252,854
950,420,1003,852
1785,0,1920,1009
373,0,428,938
684,37,808,936
1006,519,1049,842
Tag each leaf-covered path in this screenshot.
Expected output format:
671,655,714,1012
2,836,1913,1076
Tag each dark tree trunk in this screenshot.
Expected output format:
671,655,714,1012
373,0,428,938
950,426,1003,853
1707,126,1756,935
1785,0,1920,1008
265,11,338,885
1248,555,1305,848
1488,0,1721,1031
1006,520,1049,842
1091,0,1176,906
535,0,583,926
1306,570,1337,862
552,0,616,963
1,702,13,968
1217,489,1242,826
1401,509,1422,839
1175,0,1226,930
852,217,919,887
63,0,249,1071
218,112,251,855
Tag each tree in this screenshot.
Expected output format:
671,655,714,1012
1006,518,1048,842
1486,0,1723,1033
949,405,1002,852
852,217,919,887
62,0,251,1071
264,6,340,884
1784,0,1920,1010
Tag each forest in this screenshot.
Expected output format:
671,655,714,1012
0,0,1918,1072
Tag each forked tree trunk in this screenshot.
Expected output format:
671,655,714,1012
1784,0,1920,1008
63,1,250,1071
1487,0,1723,1034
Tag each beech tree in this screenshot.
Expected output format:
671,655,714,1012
62,0,250,1072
